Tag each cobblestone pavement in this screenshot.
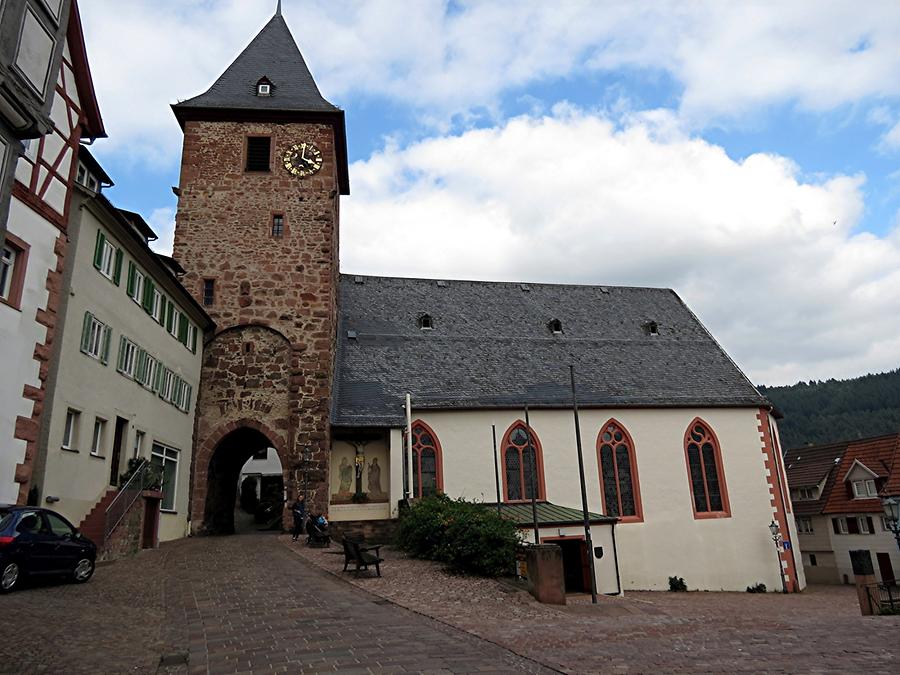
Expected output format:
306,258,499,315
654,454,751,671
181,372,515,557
294,541,900,674
0,533,552,674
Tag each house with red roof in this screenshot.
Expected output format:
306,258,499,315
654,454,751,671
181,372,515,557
786,432,900,585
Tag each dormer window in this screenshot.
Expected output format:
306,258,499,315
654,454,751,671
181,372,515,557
643,321,659,336
418,314,434,330
548,319,563,334
256,77,273,97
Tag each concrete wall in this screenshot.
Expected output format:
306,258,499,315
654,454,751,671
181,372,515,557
40,198,203,542
0,197,58,503
399,407,793,592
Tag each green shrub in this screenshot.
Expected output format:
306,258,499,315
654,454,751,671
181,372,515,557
668,575,687,592
746,582,767,593
398,494,521,577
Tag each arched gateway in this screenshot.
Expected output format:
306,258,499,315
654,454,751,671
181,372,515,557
170,10,348,534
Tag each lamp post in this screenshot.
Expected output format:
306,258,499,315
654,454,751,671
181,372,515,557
882,495,900,552
769,520,788,593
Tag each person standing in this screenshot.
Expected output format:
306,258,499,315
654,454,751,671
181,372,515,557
291,495,307,542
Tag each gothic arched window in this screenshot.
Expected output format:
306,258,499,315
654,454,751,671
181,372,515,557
684,419,731,517
502,422,545,502
410,421,442,498
597,420,643,522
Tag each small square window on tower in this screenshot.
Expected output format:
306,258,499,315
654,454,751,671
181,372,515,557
245,136,271,172
203,279,215,307
272,213,284,237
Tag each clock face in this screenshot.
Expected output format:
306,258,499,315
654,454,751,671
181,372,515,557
283,142,323,177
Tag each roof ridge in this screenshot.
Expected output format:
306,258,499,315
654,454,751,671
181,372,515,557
340,273,673,293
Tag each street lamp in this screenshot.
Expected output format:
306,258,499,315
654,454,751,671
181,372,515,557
769,520,788,593
882,496,900,552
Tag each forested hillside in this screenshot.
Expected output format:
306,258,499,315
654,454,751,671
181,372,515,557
758,369,900,450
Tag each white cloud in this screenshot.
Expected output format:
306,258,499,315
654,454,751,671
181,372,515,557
340,109,900,385
78,0,900,165
148,207,176,255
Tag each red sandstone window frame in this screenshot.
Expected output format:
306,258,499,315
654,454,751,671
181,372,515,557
271,211,287,238
410,420,443,498
244,134,273,173
596,419,644,523
682,418,731,519
201,278,215,307
501,421,546,503
0,232,30,310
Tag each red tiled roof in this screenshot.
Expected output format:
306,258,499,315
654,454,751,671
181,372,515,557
822,433,900,514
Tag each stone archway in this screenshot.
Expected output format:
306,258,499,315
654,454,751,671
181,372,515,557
201,422,288,535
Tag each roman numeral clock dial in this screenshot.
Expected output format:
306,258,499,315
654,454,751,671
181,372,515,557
283,142,323,177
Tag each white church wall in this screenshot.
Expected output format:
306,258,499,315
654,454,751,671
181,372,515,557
414,406,792,592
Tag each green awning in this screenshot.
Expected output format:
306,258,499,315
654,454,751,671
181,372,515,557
483,502,617,527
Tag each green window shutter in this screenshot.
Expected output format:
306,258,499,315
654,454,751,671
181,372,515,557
166,302,174,331
80,312,93,353
142,280,153,312
189,326,197,353
185,384,192,413
135,349,146,383
154,365,165,394
100,325,112,365
159,297,168,326
116,336,126,372
178,313,188,344
93,231,104,269
126,262,135,296
113,248,124,286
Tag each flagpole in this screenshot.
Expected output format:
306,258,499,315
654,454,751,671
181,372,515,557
570,365,598,604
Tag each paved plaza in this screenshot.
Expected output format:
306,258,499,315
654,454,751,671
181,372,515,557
1,534,898,674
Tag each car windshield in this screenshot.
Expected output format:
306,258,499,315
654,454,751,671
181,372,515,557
0,508,12,530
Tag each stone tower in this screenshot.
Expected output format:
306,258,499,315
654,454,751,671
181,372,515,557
171,7,349,533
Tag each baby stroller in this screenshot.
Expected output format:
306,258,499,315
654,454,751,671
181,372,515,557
306,513,331,547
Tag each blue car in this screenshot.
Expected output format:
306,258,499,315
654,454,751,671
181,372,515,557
0,505,96,593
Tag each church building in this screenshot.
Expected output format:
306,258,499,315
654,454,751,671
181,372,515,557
171,6,803,593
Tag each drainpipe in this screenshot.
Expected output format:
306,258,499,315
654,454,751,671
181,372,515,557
608,520,622,596
405,393,413,500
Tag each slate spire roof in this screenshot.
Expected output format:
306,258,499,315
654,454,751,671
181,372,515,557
173,13,338,115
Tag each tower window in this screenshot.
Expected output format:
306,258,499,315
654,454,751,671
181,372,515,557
245,137,271,172
272,214,284,237
418,314,433,330
203,279,215,307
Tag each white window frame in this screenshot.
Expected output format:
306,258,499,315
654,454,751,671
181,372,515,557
883,516,892,532
142,356,158,391
119,337,138,378
62,409,80,450
865,479,877,497
257,83,271,96
133,429,145,459
796,516,813,534
85,315,107,360
168,308,179,339
150,288,162,322
836,517,848,534
858,516,871,534
187,323,197,352
91,418,106,457
129,269,145,305
160,368,175,402
151,443,179,512
98,239,116,279
0,245,16,301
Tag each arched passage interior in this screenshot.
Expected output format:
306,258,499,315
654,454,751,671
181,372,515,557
205,427,284,535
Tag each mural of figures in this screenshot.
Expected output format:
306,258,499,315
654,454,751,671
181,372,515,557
330,441,389,504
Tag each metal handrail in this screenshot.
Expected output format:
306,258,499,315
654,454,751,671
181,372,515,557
867,581,900,614
104,459,149,542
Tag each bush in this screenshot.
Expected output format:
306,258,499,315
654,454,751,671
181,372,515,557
746,582,767,593
668,575,687,592
397,494,521,577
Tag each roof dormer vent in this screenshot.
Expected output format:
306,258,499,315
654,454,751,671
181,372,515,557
548,319,563,334
256,77,273,97
436,280,448,288
643,321,659,336
418,314,434,330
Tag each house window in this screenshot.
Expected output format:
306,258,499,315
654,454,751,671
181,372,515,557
127,263,145,304
502,421,544,502
166,303,179,338
0,236,28,309
151,443,179,511
187,323,198,353
93,231,121,283
203,279,215,307
133,430,145,458
138,353,159,391
410,421,442,498
597,420,642,521
151,288,163,322
117,337,139,378
683,420,730,517
795,487,815,500
80,312,111,364
852,479,878,498
796,516,814,534
832,517,848,534
858,516,872,534
62,409,80,450
272,213,284,237
245,136,271,172
159,368,176,402
91,418,106,456
809,553,818,567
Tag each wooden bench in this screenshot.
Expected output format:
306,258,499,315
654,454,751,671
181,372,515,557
341,536,384,577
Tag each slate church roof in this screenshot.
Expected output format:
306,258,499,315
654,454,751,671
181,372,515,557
332,275,769,427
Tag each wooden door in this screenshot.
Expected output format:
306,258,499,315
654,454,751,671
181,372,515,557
877,552,895,584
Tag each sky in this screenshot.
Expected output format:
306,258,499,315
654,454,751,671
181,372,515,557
77,0,900,387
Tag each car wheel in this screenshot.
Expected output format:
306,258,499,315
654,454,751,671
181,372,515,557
1,562,20,593
72,557,94,584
